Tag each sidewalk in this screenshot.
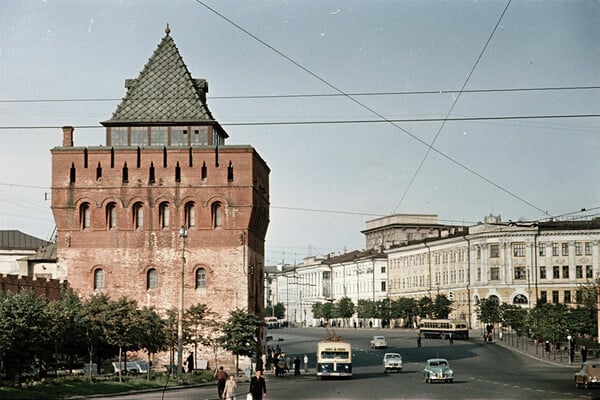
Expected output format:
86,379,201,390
477,331,583,369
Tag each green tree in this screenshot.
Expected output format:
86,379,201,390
335,297,355,322
475,297,501,326
95,296,139,382
418,296,433,318
265,302,285,320
273,303,286,320
0,290,51,380
221,309,261,375
46,289,87,369
432,294,453,319
134,306,167,380
185,303,208,372
356,299,376,319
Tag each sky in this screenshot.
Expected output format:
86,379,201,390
1,0,599,266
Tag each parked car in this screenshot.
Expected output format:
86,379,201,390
370,335,387,349
423,358,453,383
383,353,402,373
575,361,600,388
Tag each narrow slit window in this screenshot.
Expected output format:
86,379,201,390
175,162,181,182
96,162,102,181
83,148,88,168
201,161,207,180
163,147,168,168
137,147,141,168
227,161,234,182
70,162,76,184
149,162,155,184
122,162,129,183
196,268,206,289
110,147,115,168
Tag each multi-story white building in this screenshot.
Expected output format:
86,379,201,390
386,215,600,328
269,249,388,327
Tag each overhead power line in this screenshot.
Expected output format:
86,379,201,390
0,113,598,131
190,0,577,218
1,85,598,103
392,0,512,214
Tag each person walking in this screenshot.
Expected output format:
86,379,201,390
186,352,194,373
214,366,228,399
293,356,301,376
417,334,422,348
249,370,267,400
303,354,309,372
222,375,237,400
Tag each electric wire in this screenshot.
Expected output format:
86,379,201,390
1,85,598,103
392,0,512,214
1,113,598,131
193,1,578,217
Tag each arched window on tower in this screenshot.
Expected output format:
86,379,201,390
147,268,158,289
133,202,144,229
94,269,105,290
196,268,206,289
80,202,91,230
185,202,196,228
107,202,117,229
159,202,170,228
212,202,222,228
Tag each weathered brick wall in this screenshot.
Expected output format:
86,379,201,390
0,274,67,300
51,142,270,368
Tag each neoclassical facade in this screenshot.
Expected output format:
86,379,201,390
387,217,600,328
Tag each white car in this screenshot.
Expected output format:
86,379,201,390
370,335,387,349
383,353,402,373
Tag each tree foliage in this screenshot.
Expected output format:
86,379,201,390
220,309,261,374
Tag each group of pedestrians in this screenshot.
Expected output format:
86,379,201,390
214,366,267,400
265,345,307,377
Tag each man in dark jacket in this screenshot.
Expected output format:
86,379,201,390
249,370,267,400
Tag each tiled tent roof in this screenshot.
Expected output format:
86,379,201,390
103,29,216,125
0,230,49,250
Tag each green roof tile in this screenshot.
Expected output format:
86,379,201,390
103,29,215,125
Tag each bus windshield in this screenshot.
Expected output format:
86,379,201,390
321,351,349,359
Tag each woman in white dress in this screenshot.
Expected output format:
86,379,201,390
222,375,237,400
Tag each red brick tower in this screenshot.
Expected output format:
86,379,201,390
50,27,269,329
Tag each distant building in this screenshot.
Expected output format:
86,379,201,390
362,213,466,250
386,216,600,328
0,230,49,276
50,26,270,344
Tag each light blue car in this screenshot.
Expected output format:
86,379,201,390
423,358,453,383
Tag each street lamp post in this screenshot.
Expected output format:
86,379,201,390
176,226,188,383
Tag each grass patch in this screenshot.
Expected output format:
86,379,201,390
0,371,215,399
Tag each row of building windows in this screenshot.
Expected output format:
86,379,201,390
80,201,223,230
391,264,595,289
539,289,588,304
93,267,207,290
390,241,595,270
109,126,224,147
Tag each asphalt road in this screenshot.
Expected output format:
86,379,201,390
94,327,596,400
